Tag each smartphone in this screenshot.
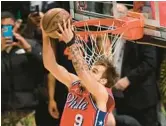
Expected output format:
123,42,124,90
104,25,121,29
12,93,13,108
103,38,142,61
30,5,39,16
2,25,13,41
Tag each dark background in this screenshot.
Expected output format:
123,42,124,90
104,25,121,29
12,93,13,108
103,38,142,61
1,1,70,23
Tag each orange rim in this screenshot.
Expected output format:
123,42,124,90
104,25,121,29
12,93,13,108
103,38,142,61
73,11,144,40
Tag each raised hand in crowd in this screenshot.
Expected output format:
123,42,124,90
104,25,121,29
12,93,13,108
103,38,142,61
1,36,13,51
1,18,22,52
12,32,32,52
13,19,23,32
1,17,30,52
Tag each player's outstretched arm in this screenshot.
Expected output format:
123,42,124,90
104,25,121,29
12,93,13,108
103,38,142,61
56,19,108,102
41,21,78,89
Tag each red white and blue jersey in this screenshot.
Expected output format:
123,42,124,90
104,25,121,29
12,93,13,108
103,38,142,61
60,81,115,126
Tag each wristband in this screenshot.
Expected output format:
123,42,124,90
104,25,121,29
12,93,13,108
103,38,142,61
66,34,75,47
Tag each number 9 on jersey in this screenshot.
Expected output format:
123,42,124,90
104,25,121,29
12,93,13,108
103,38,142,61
74,114,83,126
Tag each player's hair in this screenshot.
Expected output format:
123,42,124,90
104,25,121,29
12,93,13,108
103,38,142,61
94,57,119,88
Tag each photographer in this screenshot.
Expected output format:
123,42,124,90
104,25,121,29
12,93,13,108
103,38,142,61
1,11,44,115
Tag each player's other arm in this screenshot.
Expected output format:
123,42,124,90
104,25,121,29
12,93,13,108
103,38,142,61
56,19,108,102
41,25,78,89
47,73,59,119
48,73,56,101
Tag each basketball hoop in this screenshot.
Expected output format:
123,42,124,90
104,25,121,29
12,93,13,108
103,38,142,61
65,11,144,68
73,11,144,41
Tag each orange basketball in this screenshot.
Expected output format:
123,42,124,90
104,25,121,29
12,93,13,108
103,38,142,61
42,8,71,35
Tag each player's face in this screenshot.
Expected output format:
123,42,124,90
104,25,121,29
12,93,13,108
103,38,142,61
90,65,107,85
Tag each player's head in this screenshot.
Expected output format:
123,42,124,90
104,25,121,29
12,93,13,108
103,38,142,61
1,11,15,26
90,58,119,88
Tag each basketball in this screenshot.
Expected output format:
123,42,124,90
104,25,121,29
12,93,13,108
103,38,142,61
42,8,71,36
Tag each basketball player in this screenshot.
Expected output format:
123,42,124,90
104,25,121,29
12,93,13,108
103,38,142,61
41,19,118,126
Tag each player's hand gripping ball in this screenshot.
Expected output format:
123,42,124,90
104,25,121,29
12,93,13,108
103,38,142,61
41,8,71,39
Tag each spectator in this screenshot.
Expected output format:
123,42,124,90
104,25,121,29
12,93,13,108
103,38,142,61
22,11,44,44
114,3,160,126
114,38,160,126
1,11,44,113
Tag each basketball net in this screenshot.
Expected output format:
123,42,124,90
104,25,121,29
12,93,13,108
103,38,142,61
72,22,124,69
64,11,144,69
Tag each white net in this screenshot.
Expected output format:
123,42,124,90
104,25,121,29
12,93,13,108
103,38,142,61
73,21,124,68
